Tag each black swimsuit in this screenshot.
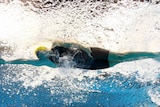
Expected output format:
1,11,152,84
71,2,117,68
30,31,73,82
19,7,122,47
49,46,109,70
90,47,109,70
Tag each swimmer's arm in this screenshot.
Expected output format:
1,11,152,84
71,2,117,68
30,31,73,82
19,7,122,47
0,58,56,68
6,59,41,65
0,58,43,66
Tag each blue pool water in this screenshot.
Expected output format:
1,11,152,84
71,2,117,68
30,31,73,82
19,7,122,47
0,64,159,106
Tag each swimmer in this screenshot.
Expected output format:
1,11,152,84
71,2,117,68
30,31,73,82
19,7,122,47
0,42,159,70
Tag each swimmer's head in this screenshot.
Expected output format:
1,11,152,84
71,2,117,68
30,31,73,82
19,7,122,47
35,46,49,60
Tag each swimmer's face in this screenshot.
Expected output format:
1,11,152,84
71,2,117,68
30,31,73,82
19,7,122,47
36,50,49,60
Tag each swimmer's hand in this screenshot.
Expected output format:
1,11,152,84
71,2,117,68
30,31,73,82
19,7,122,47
0,58,5,64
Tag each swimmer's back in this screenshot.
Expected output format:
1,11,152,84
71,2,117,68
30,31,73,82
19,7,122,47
49,45,109,70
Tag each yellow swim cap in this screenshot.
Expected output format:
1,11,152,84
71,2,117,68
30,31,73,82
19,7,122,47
35,46,48,55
